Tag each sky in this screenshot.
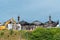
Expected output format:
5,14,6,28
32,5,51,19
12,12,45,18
0,0,60,23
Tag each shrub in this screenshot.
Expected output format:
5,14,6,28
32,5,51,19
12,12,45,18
27,27,60,40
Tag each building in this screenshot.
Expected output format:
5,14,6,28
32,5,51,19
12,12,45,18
20,20,37,30
0,15,59,30
19,16,59,30
43,16,59,28
20,20,44,30
20,20,30,30
4,16,21,30
31,20,44,28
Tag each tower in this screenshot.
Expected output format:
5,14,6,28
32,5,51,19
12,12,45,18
18,16,20,24
17,16,21,30
49,15,51,23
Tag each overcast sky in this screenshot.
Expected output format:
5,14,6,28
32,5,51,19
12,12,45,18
0,0,60,23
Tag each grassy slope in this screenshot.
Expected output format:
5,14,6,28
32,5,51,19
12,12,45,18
0,30,26,40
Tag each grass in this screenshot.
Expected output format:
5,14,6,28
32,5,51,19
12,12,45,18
0,29,26,40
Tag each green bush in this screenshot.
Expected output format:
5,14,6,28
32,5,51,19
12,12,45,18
26,27,60,40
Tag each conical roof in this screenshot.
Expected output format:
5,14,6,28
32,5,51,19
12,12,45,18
32,20,43,25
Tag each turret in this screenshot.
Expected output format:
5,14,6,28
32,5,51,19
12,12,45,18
17,16,21,30
18,16,20,24
49,15,52,23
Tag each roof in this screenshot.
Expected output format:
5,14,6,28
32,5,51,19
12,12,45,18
4,18,16,26
44,21,58,27
20,21,30,26
45,21,56,24
43,16,59,27
31,20,43,26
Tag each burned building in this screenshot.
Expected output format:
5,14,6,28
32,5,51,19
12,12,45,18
43,16,59,27
3,15,59,30
20,20,35,30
